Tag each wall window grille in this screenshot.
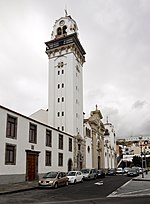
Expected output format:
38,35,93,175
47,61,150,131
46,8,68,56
69,138,72,152
5,143,16,165
46,129,52,147
59,134,63,149
6,115,17,139
29,123,37,144
45,151,51,166
58,153,63,166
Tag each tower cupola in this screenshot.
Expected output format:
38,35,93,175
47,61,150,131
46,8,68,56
51,15,78,40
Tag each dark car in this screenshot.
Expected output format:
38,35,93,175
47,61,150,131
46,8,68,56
96,169,105,178
127,169,139,177
107,168,116,176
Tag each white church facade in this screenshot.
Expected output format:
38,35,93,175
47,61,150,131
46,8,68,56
0,14,116,184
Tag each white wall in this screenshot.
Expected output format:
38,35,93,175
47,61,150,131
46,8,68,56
0,105,74,182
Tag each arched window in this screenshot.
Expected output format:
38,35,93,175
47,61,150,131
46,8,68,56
63,25,67,34
57,27,62,36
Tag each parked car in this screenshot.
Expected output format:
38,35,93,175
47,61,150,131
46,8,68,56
96,169,105,178
38,171,69,188
107,168,116,176
81,168,97,180
67,171,83,184
116,167,125,174
131,167,140,175
124,167,131,173
127,168,139,177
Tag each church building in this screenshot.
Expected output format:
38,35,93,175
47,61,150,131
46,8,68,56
0,13,116,184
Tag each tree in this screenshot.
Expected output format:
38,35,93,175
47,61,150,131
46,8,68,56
132,156,141,167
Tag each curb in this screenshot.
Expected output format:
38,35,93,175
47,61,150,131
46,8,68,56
132,178,150,182
0,186,38,195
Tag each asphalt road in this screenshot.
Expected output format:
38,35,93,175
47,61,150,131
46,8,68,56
0,175,150,204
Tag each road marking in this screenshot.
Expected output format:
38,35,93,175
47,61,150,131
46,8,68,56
108,187,150,197
95,181,103,185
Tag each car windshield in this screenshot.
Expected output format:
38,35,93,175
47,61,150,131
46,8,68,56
68,172,76,176
81,169,90,173
43,172,58,178
129,169,136,172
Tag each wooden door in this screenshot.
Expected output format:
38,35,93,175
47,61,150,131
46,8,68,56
26,151,39,181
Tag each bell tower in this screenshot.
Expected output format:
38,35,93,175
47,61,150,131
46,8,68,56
45,14,86,137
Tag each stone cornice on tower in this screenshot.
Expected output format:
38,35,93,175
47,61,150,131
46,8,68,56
45,33,86,65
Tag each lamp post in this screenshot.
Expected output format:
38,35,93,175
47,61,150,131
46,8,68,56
139,136,144,178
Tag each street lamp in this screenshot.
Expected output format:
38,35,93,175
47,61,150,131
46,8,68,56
139,136,144,178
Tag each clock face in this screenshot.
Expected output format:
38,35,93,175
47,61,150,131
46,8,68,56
59,20,65,26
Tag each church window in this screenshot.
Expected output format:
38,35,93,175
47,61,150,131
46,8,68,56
78,144,81,150
87,146,90,153
69,138,72,152
63,25,67,34
62,112,64,116
61,62,64,67
62,97,64,102
58,98,60,103
62,70,64,74
58,70,60,75
58,84,60,89
62,83,64,88
57,112,60,117
62,126,64,131
57,27,62,36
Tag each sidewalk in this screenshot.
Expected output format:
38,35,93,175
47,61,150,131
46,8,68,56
108,172,150,198
0,181,38,195
132,171,150,181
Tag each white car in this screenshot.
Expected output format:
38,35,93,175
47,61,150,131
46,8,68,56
67,171,83,184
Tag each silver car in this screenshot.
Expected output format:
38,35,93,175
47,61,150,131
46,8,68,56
38,171,69,188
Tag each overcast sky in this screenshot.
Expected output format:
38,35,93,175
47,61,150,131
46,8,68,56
0,0,150,138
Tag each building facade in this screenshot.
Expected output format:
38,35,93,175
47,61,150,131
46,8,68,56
45,15,86,137
0,105,73,184
104,121,117,170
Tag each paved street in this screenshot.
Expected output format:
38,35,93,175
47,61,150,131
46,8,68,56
0,174,150,204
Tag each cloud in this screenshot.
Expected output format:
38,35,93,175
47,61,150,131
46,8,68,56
132,100,147,109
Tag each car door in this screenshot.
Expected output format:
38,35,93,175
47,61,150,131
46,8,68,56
57,172,63,186
77,171,82,182
76,172,80,182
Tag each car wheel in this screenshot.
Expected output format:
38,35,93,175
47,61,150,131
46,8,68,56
74,179,76,184
54,182,58,189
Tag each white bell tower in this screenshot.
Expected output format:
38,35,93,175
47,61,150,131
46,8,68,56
45,14,86,137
